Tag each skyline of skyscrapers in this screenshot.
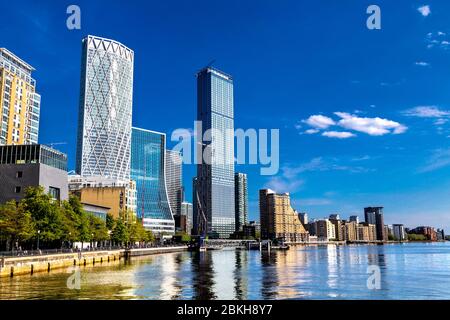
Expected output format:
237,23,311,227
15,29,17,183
131,127,174,234
0,35,431,240
194,67,236,239
0,48,40,146
76,35,134,182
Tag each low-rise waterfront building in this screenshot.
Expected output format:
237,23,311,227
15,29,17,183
69,176,137,221
316,219,336,241
0,144,68,204
343,220,358,241
409,226,438,241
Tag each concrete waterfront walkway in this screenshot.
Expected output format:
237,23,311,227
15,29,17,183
0,246,188,278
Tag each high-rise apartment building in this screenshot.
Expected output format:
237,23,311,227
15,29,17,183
298,212,308,225
364,207,386,241
76,35,134,181
343,220,358,241
194,67,235,238
329,215,344,241
234,172,248,232
393,224,406,241
131,127,174,235
166,150,183,217
259,189,309,242
316,219,336,241
349,215,359,224
0,48,40,145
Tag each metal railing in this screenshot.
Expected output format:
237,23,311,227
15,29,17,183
0,243,187,258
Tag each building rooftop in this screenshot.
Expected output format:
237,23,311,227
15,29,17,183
0,48,35,72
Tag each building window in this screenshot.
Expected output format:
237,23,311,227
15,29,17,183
14,186,21,193
48,187,60,201
16,171,23,178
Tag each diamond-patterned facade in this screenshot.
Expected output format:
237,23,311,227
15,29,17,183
76,35,134,181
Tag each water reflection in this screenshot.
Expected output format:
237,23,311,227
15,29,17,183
191,251,216,300
1,243,450,300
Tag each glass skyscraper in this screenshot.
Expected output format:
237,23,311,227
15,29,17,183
165,149,183,217
234,172,248,232
131,127,174,234
194,67,235,239
76,35,134,181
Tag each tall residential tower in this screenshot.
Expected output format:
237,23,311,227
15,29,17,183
0,48,40,145
194,67,235,239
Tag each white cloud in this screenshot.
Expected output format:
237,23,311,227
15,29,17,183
334,112,408,136
438,31,446,36
403,106,450,118
415,61,430,67
303,115,336,129
322,131,356,139
418,5,431,17
304,129,320,134
264,177,304,193
419,148,450,173
297,198,332,206
435,118,448,125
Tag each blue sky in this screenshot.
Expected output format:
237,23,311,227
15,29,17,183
1,0,450,231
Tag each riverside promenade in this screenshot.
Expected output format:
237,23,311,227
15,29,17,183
0,246,188,278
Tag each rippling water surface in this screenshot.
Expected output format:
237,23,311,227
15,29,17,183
1,242,450,300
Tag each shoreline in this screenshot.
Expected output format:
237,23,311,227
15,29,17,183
2,241,447,279
0,246,188,278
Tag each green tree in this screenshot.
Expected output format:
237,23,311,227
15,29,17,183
0,201,34,251
112,219,129,245
68,195,91,244
61,200,80,243
106,213,115,231
128,220,149,243
89,214,109,243
21,187,65,244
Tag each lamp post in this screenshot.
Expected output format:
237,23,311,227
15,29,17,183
108,230,112,250
37,230,41,251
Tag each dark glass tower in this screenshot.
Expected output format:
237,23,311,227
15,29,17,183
234,172,248,232
194,67,235,239
364,207,386,241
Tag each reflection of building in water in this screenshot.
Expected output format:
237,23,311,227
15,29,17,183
367,245,386,268
191,252,216,300
159,254,183,299
233,250,248,300
326,245,338,290
275,249,309,298
260,251,279,299
211,251,236,299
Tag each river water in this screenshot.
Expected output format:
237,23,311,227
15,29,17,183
1,242,449,300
